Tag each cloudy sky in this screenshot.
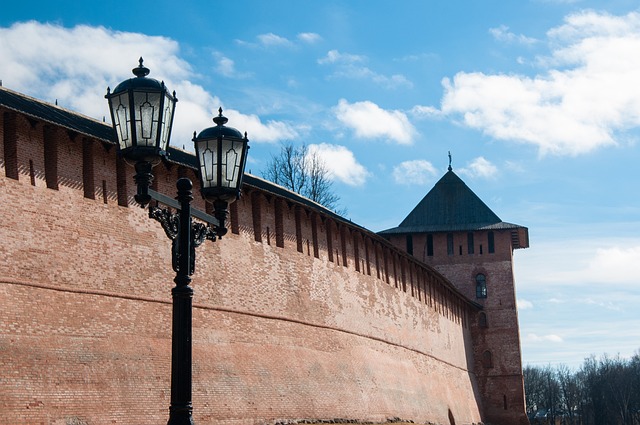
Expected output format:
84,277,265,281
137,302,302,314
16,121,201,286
2,0,639,369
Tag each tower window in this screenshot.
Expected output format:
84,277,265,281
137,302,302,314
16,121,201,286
488,231,495,253
406,234,413,255
426,234,434,257
476,273,487,299
447,233,454,255
467,232,474,254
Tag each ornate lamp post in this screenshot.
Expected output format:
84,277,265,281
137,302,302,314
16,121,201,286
106,58,249,425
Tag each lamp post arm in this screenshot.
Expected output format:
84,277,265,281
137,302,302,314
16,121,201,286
148,188,222,230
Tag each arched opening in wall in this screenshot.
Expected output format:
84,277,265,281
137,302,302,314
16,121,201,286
475,273,487,299
479,311,488,328
482,350,493,368
448,408,456,425
503,394,508,410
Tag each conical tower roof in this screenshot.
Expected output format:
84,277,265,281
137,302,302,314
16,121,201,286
379,169,525,234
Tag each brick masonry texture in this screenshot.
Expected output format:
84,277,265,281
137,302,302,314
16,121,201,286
0,100,527,425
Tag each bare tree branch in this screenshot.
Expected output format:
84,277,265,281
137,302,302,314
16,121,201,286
262,142,344,213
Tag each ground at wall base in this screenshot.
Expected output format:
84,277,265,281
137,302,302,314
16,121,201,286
272,419,486,425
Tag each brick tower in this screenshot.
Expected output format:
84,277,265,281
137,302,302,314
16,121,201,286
379,162,530,425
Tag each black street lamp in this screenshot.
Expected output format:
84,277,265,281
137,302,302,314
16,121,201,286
106,58,249,425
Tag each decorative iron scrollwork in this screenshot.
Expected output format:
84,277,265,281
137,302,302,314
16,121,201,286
149,205,179,240
149,204,219,275
192,222,217,247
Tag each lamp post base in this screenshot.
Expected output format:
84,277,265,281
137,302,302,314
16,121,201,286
167,406,195,425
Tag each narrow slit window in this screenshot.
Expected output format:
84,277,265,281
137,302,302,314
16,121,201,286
488,231,495,253
426,234,434,257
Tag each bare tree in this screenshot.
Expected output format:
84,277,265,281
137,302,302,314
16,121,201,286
524,351,640,425
263,142,342,212
557,364,581,425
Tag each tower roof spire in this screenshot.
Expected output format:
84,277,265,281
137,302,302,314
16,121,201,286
448,151,452,171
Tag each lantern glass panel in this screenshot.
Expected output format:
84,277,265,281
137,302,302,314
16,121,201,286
133,91,161,147
111,92,131,150
221,138,242,189
198,139,217,189
160,92,175,152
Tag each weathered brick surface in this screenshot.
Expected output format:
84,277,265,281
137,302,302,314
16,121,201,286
0,101,491,425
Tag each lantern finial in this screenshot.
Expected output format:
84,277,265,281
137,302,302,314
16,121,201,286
212,107,229,126
132,57,150,78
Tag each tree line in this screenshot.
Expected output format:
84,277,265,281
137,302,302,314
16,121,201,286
524,351,640,425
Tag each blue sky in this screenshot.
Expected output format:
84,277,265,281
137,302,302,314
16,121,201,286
1,0,639,369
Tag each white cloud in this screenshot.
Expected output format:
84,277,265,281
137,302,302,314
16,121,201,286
319,50,412,89
213,53,236,77
518,237,640,289
0,21,294,146
524,333,564,343
392,160,438,186
534,0,580,4
224,109,299,144
334,67,413,89
212,52,251,79
489,25,538,45
583,246,640,285
517,299,534,310
297,32,322,43
440,10,640,156
411,105,444,119
257,32,293,48
318,49,365,64
0,21,188,118
334,99,416,145
458,157,498,179
307,143,369,186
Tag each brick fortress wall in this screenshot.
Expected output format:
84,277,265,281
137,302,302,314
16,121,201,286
0,102,485,425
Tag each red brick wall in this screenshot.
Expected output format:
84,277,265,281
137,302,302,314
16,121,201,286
0,106,485,425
